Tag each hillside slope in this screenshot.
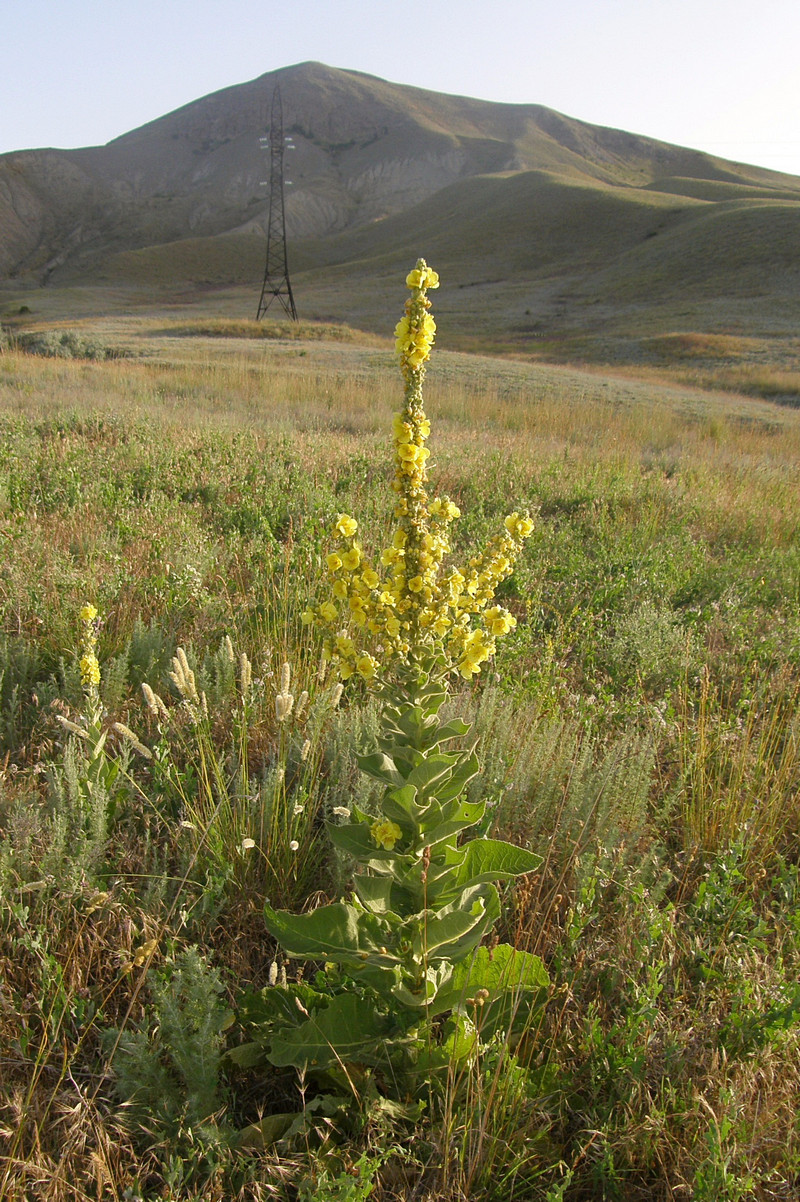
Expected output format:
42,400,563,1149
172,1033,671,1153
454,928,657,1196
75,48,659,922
2,60,799,288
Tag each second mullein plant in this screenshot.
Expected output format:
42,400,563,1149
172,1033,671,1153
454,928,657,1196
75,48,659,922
234,262,547,1101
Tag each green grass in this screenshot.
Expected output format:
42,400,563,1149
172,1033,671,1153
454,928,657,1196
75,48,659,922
1,316,800,1199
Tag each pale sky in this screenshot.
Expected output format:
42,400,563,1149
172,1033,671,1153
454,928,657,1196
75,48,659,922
2,0,799,176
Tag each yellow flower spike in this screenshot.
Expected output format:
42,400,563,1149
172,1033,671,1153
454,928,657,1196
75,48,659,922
307,260,532,684
80,653,101,688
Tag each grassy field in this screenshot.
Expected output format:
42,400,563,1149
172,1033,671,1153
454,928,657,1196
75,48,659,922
1,306,800,1200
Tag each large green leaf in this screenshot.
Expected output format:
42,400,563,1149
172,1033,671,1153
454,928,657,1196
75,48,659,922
431,943,549,1018
354,873,416,916
406,752,462,795
380,783,421,828
409,883,500,962
434,718,472,743
432,752,481,804
357,751,404,786
267,993,393,1070
238,981,330,1030
431,838,542,903
264,900,386,960
423,798,486,845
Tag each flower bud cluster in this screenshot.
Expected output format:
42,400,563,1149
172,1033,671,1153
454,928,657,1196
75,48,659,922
303,261,535,682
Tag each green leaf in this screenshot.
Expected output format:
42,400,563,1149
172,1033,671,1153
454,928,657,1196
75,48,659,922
409,884,500,962
237,1111,299,1148
431,838,543,903
239,981,330,1030
353,873,417,916
380,783,420,827
406,753,462,795
267,993,393,1070
433,752,481,803
264,900,386,960
357,751,404,786
226,1040,266,1069
423,798,487,846
431,943,549,1018
434,718,472,743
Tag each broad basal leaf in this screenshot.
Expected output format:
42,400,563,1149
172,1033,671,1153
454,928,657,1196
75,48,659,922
267,993,394,1070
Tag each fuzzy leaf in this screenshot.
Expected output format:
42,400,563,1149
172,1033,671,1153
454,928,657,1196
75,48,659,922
266,993,393,1070
433,752,481,803
432,838,542,902
357,751,404,786
424,798,487,845
410,884,500,961
434,718,472,743
431,943,549,1017
264,900,386,960
406,753,462,795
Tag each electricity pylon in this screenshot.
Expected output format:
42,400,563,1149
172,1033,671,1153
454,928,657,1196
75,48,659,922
255,86,297,321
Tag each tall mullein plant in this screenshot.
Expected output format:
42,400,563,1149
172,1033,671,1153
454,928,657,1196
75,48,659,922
239,263,547,1090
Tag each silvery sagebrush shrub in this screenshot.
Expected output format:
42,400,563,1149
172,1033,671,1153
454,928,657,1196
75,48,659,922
233,262,548,1110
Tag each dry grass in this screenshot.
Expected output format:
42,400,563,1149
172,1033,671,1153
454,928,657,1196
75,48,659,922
2,312,800,1199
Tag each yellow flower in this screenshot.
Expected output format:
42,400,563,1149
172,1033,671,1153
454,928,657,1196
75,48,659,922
485,606,517,637
301,608,316,625
371,818,403,850
361,568,380,589
356,654,378,680
326,552,343,572
79,603,98,623
398,442,420,463
342,547,362,571
335,513,358,538
504,512,534,539
406,265,439,291
319,601,338,623
408,575,424,593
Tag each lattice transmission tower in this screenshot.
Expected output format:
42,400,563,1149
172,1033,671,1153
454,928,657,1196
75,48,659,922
255,86,297,321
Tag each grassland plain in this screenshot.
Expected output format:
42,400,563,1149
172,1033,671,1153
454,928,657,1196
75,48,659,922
1,310,800,1200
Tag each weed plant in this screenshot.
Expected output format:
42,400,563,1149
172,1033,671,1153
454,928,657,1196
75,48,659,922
0,268,799,1198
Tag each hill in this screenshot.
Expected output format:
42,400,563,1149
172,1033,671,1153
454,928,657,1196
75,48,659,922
2,61,800,367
